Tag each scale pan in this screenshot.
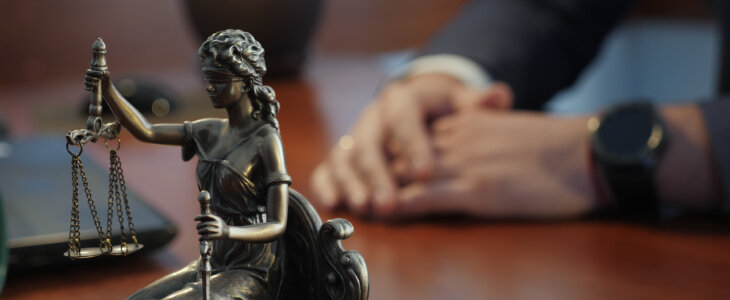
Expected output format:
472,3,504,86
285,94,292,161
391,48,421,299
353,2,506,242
63,247,105,259
107,243,144,256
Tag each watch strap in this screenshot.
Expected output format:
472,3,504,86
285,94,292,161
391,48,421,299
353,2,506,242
597,163,660,219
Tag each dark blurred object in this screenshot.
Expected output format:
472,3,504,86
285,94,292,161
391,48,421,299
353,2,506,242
183,0,323,77
0,192,8,294
0,111,7,140
0,111,7,292
80,77,179,118
0,114,9,291
629,0,711,19
1,136,177,271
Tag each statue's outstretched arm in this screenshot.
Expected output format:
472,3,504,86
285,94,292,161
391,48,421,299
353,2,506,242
85,69,185,146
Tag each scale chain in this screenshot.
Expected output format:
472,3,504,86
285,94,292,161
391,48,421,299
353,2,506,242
66,136,142,259
68,155,82,258
106,153,116,250
111,149,128,249
115,151,139,245
68,150,108,258
79,154,106,243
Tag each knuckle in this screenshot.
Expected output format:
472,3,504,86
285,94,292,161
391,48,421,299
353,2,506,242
384,98,411,118
378,84,400,101
333,147,354,163
358,158,387,181
355,151,377,168
311,165,331,187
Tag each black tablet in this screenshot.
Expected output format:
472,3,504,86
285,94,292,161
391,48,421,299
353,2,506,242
0,136,176,269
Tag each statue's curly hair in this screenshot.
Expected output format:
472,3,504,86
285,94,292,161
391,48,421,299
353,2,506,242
198,29,280,128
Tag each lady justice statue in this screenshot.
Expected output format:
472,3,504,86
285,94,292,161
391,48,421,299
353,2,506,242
81,29,367,300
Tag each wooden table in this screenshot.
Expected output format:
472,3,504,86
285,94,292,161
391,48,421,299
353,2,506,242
2,53,730,300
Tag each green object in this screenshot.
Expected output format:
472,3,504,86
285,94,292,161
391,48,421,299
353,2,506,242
0,191,7,294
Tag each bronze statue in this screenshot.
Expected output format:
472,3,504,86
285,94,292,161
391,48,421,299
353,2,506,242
77,29,368,300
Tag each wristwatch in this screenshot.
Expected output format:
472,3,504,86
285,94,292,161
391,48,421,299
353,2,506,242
589,102,668,218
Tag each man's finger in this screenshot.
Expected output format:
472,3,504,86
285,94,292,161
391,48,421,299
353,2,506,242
310,162,341,209
452,82,514,112
331,147,371,215
353,141,397,216
395,179,475,217
381,89,435,181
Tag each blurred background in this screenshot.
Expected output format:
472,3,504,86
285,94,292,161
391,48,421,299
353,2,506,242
0,0,470,139
0,0,726,299
1,0,718,139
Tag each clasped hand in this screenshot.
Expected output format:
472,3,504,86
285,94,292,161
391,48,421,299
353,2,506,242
84,69,111,91
195,214,230,240
311,73,595,220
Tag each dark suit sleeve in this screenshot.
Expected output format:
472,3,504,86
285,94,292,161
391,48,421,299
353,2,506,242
423,0,635,110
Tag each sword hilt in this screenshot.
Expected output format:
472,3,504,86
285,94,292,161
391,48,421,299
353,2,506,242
197,190,212,300
198,190,211,214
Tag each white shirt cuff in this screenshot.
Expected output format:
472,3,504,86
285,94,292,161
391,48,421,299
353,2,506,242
391,54,493,89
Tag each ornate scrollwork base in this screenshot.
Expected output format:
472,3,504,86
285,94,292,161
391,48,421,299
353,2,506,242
319,219,369,300
280,190,369,300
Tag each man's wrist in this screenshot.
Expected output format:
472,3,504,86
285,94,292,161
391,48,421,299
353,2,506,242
586,147,613,211
655,105,720,209
588,104,721,215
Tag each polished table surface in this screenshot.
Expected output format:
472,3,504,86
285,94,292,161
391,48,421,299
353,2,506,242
3,54,730,300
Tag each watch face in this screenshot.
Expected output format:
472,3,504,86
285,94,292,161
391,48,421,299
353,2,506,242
597,108,653,157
